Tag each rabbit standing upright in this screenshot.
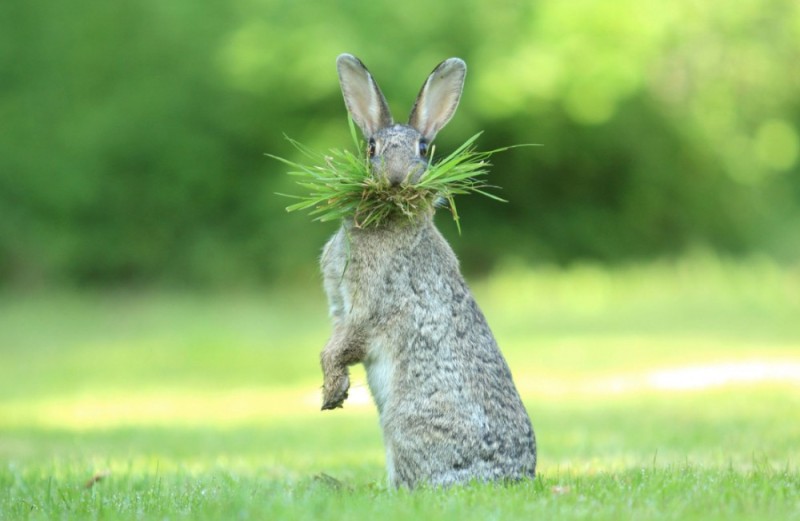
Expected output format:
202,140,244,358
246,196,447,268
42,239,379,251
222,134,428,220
319,54,536,488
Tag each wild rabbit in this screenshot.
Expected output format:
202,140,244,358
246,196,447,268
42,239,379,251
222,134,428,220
320,54,536,488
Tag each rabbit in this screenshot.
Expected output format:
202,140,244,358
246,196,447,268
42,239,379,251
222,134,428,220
319,53,536,489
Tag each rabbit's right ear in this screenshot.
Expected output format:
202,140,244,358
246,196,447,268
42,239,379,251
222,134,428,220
337,54,393,137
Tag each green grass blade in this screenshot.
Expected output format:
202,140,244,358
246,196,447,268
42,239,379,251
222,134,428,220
270,130,526,229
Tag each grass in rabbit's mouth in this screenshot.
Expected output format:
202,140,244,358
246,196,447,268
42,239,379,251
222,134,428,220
270,118,529,233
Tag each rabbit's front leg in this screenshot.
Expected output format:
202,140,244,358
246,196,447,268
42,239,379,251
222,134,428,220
320,324,366,410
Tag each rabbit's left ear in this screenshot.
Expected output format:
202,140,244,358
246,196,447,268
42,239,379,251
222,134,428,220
408,58,466,142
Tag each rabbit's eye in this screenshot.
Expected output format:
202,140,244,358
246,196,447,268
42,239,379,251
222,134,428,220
418,140,428,157
367,139,376,158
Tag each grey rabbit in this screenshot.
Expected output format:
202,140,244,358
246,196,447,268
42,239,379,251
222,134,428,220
320,53,536,488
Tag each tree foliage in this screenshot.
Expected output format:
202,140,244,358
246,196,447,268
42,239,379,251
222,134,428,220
1,0,798,287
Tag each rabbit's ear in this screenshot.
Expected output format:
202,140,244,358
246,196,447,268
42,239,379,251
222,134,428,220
337,54,393,136
408,58,466,142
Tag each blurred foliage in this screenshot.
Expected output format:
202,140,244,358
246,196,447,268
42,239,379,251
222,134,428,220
1,0,799,287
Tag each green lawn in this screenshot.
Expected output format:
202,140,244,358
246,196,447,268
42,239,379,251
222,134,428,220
2,255,799,520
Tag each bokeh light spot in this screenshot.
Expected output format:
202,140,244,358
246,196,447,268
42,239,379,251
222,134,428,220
564,81,617,125
755,119,799,172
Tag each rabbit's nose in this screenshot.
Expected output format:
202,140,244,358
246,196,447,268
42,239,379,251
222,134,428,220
386,167,406,186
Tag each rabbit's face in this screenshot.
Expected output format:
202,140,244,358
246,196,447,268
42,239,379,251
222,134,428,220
368,124,428,186
337,53,466,187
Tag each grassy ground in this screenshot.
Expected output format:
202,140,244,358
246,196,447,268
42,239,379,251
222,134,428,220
1,254,799,520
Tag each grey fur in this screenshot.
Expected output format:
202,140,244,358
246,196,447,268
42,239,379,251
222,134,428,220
320,54,536,488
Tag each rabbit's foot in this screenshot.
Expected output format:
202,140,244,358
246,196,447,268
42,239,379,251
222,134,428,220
321,373,350,410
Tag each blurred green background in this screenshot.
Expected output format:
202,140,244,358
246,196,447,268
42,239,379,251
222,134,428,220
2,4,800,514
2,0,799,289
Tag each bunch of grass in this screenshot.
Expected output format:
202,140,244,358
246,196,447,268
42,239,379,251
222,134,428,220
271,119,526,233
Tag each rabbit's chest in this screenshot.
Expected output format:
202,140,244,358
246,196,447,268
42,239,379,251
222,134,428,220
364,341,393,414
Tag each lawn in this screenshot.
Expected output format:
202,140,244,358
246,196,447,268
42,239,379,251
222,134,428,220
1,254,799,520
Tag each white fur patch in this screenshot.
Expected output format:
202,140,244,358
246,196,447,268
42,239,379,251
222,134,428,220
364,342,393,414
384,441,396,487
